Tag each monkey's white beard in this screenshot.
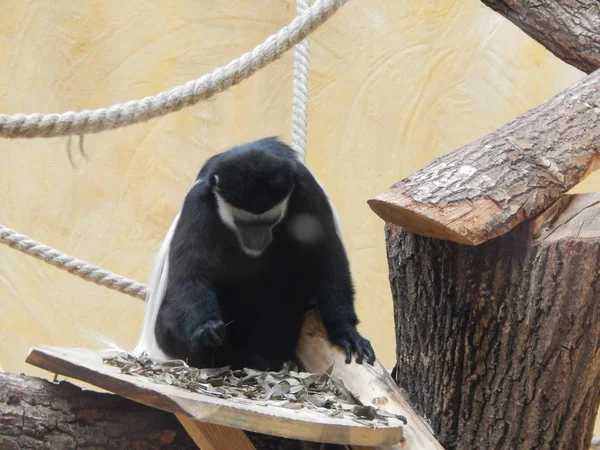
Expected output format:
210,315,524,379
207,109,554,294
214,191,291,257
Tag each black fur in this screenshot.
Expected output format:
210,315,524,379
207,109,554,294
155,137,375,371
205,143,296,214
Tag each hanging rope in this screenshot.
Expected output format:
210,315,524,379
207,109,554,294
0,225,148,299
291,0,311,161
0,0,319,299
0,0,347,139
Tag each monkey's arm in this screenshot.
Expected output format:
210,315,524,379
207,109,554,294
159,277,226,352
157,182,228,352
312,238,376,365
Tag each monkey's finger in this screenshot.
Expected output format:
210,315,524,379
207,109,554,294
196,329,216,347
336,340,352,364
195,329,209,346
356,339,375,365
214,322,226,340
363,344,376,365
354,343,365,364
205,327,223,347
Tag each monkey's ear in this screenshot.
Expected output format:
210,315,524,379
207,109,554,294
210,174,220,188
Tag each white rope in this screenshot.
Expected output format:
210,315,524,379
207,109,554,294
0,0,349,139
291,0,311,161
0,225,148,300
289,3,344,238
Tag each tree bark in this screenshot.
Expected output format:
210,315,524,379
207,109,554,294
368,68,600,246
480,0,600,74
0,372,301,450
385,193,600,450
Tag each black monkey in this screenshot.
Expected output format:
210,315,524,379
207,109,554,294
134,137,375,371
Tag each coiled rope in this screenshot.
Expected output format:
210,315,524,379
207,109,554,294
0,0,323,299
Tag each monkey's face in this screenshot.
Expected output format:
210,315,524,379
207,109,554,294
214,191,291,256
210,149,295,257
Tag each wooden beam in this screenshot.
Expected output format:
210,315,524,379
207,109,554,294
176,414,257,450
480,0,600,74
368,67,600,246
297,311,444,450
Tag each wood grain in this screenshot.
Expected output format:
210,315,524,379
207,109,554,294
176,414,257,450
297,311,443,450
530,192,600,242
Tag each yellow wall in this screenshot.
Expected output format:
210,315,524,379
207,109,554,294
0,0,587,383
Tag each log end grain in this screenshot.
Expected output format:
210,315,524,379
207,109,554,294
368,190,505,246
531,192,600,242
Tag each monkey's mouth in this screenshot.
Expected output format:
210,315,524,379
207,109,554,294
237,225,273,255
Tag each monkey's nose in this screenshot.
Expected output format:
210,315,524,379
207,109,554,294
238,226,273,252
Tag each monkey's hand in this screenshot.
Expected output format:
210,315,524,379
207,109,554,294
189,318,226,351
328,326,376,365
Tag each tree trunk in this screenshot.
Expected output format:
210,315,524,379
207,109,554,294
368,68,600,246
385,193,600,450
0,372,301,450
480,0,600,74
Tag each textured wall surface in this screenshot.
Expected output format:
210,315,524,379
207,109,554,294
0,0,588,384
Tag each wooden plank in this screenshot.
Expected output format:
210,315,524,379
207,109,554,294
176,413,256,450
297,311,444,450
25,345,403,447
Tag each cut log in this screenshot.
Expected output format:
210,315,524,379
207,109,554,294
385,192,600,450
297,311,444,450
368,68,600,246
480,0,600,74
0,371,305,450
0,371,198,450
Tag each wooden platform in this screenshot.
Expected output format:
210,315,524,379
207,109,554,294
26,345,404,447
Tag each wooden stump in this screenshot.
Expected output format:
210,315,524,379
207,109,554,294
385,193,600,450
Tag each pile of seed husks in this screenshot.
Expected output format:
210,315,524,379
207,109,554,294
102,352,407,428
